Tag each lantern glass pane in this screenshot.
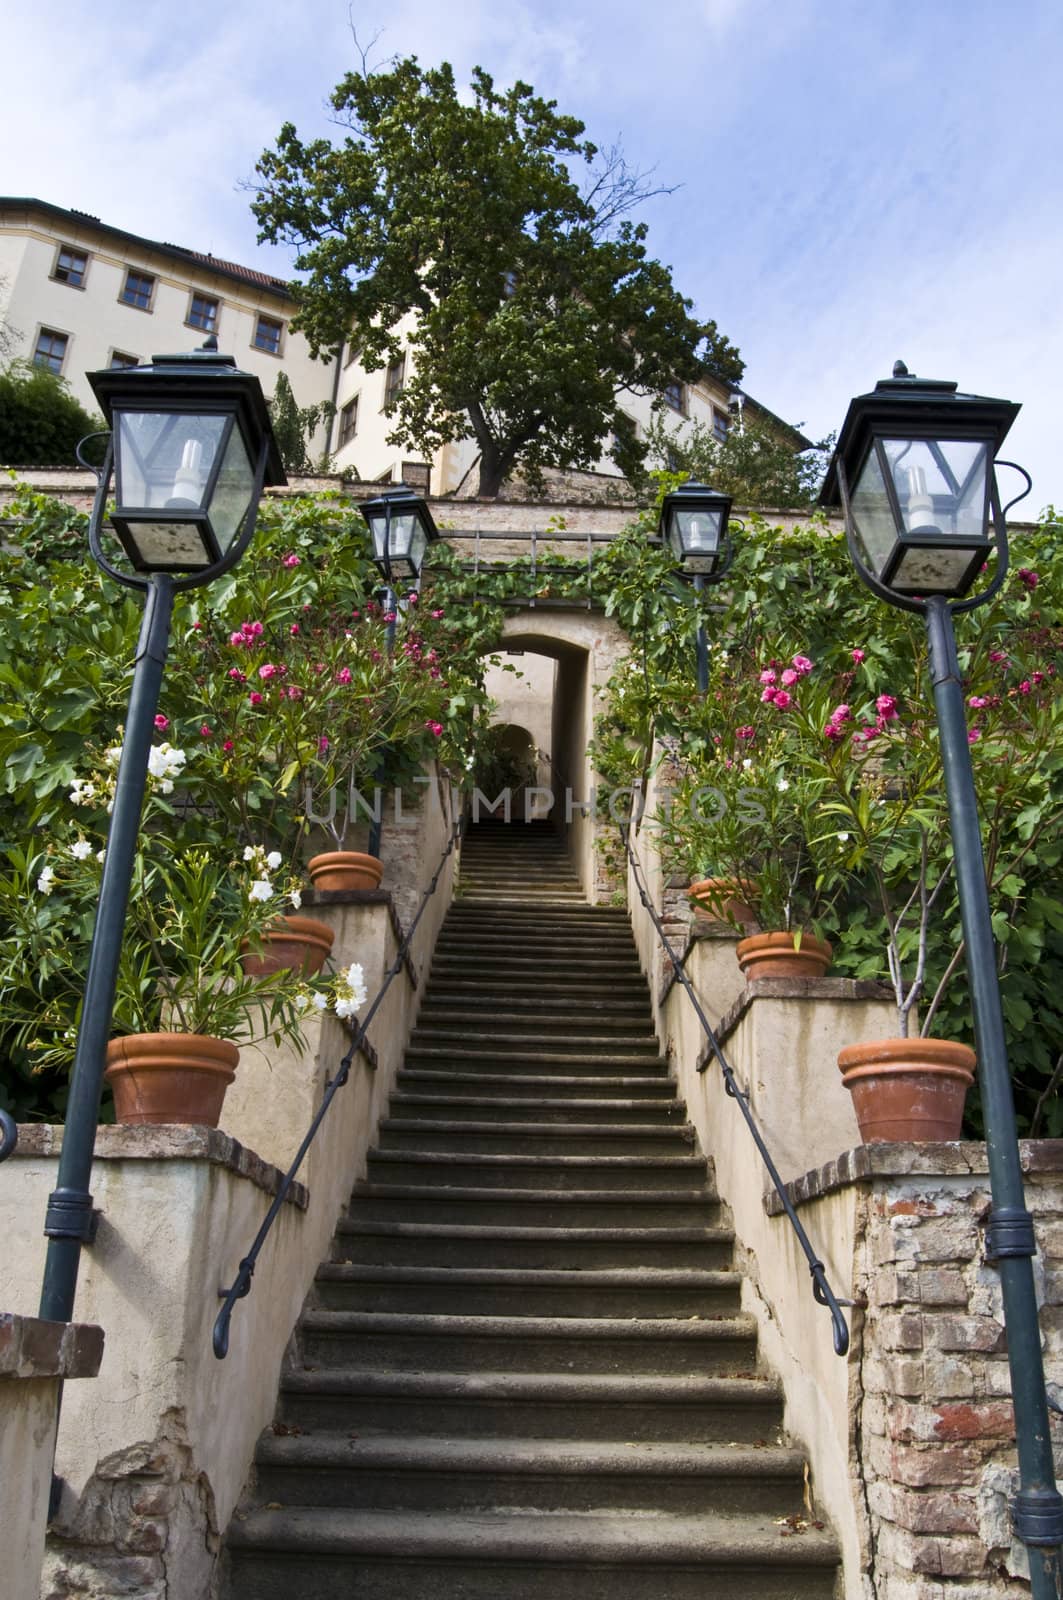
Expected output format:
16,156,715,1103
114,411,227,513
388,511,418,560
674,507,722,557
882,438,989,541
892,544,979,593
849,445,898,580
123,522,212,567
207,425,254,548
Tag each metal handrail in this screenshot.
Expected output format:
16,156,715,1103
213,815,464,1359
620,823,851,1357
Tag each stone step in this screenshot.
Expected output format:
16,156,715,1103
330,1220,735,1270
408,1030,661,1056
411,1018,659,1044
425,977,648,1000
395,1070,676,1100
346,1184,721,1228
363,1151,709,1191
224,1508,839,1600
417,994,648,1015
313,1264,741,1318
250,1434,809,1516
375,1122,695,1159
276,1369,785,1443
296,1310,760,1375
403,1046,669,1072
387,1094,685,1125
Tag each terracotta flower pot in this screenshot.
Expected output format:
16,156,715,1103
838,1037,976,1143
690,876,757,927
104,1033,239,1127
240,914,335,977
736,930,832,980
307,851,384,892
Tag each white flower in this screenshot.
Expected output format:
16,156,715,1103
333,960,368,1019
69,779,97,806
147,743,187,783
96,848,106,863
37,864,55,895
290,889,302,910
311,991,328,1010
248,879,273,903
104,745,122,769
70,838,93,860
243,846,257,862
742,758,752,770
334,994,359,1019
158,779,174,795
837,832,850,842
777,778,790,792
266,851,282,871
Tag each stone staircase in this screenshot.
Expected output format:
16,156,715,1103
222,821,840,1599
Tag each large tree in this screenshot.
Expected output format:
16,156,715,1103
252,57,743,497
0,362,102,468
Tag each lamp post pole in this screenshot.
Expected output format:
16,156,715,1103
38,576,175,1324
692,573,710,695
821,364,1063,1592
925,595,1063,1587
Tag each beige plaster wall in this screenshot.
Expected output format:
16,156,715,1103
6,1378,59,1600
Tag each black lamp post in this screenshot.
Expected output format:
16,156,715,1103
357,486,438,853
821,362,1063,1595
37,341,284,1333
658,480,734,694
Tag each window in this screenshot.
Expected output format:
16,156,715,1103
663,380,686,414
713,409,730,442
34,327,68,374
121,269,155,311
187,293,219,333
253,314,283,355
53,246,88,288
338,397,358,447
383,355,405,409
109,350,139,369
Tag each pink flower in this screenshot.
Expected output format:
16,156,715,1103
290,624,300,636
192,621,203,631
791,655,814,675
351,609,360,620
228,668,247,682
760,686,778,703
430,667,441,679
968,728,981,743
154,714,169,731
780,668,798,687
248,691,263,706
258,663,279,680
335,667,353,685
200,724,213,738
243,620,264,637
772,691,792,710
759,669,777,686
1018,679,1032,695
229,631,245,647
384,611,397,624
824,722,844,741
318,736,329,755
431,609,444,620
851,648,866,664
1018,568,1039,590
735,725,756,740
287,685,304,701
988,649,1009,665
282,552,301,568
407,591,418,604
829,704,852,725
426,720,443,737
968,695,989,709
876,694,898,720
222,739,234,752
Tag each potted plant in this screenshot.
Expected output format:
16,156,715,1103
1,745,367,1126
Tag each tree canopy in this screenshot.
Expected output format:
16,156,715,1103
641,409,833,509
252,57,743,496
0,362,102,469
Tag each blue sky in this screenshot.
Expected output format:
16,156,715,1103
4,0,1061,509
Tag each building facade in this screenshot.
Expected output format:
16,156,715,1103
0,197,802,493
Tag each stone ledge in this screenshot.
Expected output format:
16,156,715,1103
0,1313,104,1381
10,1126,308,1210
711,977,895,1050
766,1140,1063,1215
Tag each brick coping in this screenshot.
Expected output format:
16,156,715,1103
10,1125,308,1210
0,1312,104,1381
765,1140,1063,1215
